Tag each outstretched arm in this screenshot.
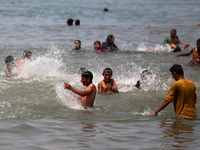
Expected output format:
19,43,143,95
176,48,194,58
150,100,170,116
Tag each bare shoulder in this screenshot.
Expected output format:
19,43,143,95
98,80,104,85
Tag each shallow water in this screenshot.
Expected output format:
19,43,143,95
1,0,200,149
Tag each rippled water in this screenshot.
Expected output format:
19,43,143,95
0,0,200,149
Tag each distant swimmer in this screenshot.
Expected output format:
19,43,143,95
150,64,197,119
164,29,177,44
102,35,122,52
4,55,16,77
176,39,200,64
75,19,80,25
66,18,74,26
64,71,96,108
72,40,83,51
104,8,109,12
170,36,190,52
98,68,119,93
94,41,103,53
16,50,32,67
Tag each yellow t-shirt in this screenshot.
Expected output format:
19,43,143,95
165,79,197,119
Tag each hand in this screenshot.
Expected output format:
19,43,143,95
64,82,72,90
150,112,158,116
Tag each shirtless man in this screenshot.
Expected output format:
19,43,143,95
64,71,96,108
98,68,119,93
176,39,200,64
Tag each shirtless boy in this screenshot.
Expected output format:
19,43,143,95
64,71,96,108
98,68,119,93
176,39,200,64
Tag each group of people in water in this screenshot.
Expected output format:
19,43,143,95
4,28,199,119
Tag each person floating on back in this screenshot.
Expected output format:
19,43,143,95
176,39,200,64
150,64,197,119
64,71,96,108
98,68,119,93
4,55,16,77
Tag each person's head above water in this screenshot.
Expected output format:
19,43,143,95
170,29,176,37
94,41,101,50
5,55,14,64
103,68,112,75
104,8,109,12
23,50,32,59
106,35,114,44
172,36,180,45
170,64,184,76
74,40,81,48
67,18,74,25
82,71,93,83
75,19,80,25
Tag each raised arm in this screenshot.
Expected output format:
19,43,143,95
64,83,93,97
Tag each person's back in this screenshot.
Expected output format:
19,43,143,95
81,83,96,107
166,79,196,118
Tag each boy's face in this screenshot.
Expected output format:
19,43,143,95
75,41,80,48
111,36,114,43
170,30,176,37
173,38,179,44
81,77,90,86
103,71,112,82
197,42,200,51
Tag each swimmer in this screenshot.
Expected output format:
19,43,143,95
176,39,200,64
102,35,122,52
75,19,80,25
4,55,16,77
67,18,74,25
16,50,32,67
94,41,103,53
164,29,176,44
72,40,83,51
64,71,96,108
104,8,109,12
98,68,119,93
170,36,190,52
135,70,152,89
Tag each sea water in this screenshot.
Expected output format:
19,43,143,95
0,0,200,149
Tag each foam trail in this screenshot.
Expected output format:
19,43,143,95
54,83,83,110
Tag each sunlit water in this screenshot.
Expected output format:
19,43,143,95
0,0,200,149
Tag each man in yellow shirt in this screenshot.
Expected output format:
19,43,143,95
150,64,197,119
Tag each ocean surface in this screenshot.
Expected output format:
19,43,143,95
0,0,200,149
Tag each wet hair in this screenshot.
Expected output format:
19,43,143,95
23,50,32,58
196,39,200,43
75,19,80,25
141,70,152,76
67,18,74,25
170,64,184,75
172,35,179,40
103,68,113,75
74,40,81,47
5,55,14,64
82,71,93,83
106,35,114,43
94,41,101,50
